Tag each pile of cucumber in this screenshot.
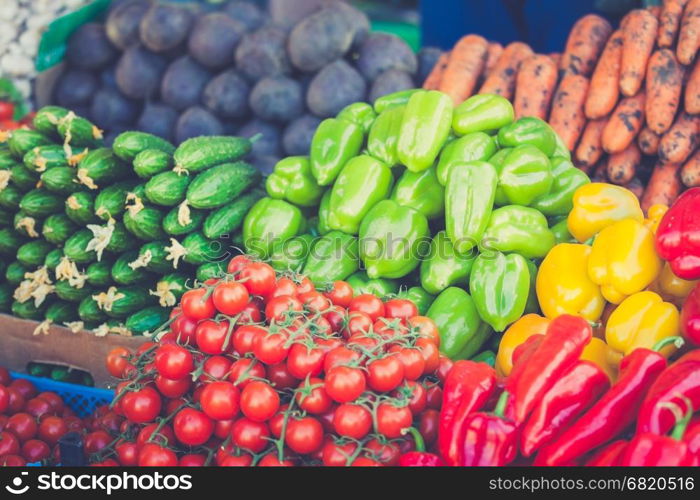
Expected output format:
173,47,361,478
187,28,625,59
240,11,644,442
0,106,262,336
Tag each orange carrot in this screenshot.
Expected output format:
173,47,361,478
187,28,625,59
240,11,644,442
645,49,684,135
625,177,646,199
548,74,589,151
439,34,489,105
680,148,700,186
560,14,613,77
513,54,558,120
620,9,659,97
585,30,623,119
575,118,608,171
602,91,646,154
678,0,700,65
591,159,609,182
479,42,534,99
658,0,689,48
606,142,641,185
638,126,662,155
648,4,663,18
685,56,700,113
641,162,682,211
484,42,504,79
659,111,700,163
549,52,561,67
423,52,450,90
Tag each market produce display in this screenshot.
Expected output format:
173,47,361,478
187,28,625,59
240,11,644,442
50,0,437,173
241,89,588,361
101,256,446,466
0,366,98,466
424,3,700,211
0,105,262,337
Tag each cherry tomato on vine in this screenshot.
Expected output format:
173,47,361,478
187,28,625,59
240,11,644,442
212,281,249,316
138,443,178,466
10,379,36,400
239,262,276,297
299,291,331,314
407,316,440,347
295,377,332,414
258,453,295,466
173,408,214,446
285,416,323,455
270,277,298,298
322,438,358,466
240,381,279,421
376,403,412,438
397,380,427,414
230,418,269,453
179,453,207,466
232,325,265,355
84,430,112,454
253,330,290,365
227,255,252,274
155,344,194,380
155,375,191,399
324,281,353,308
367,356,405,393
286,344,325,379
364,438,401,466
37,416,67,446
264,295,303,322
426,384,443,410
200,355,232,382
388,346,425,381
115,440,139,466
342,311,373,338
349,294,385,321
325,366,366,403
324,306,347,333
228,358,266,388
436,355,454,384
120,387,162,424
419,409,440,447
384,298,418,320
416,337,440,374
181,288,216,320
136,423,175,447
6,413,36,442
106,347,133,378
266,363,298,390
332,404,372,439
195,319,232,355
200,381,240,421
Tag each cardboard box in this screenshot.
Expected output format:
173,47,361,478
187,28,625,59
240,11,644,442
0,313,148,388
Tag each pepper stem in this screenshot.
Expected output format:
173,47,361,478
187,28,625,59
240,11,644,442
494,391,510,418
402,427,425,453
661,396,694,441
651,336,685,353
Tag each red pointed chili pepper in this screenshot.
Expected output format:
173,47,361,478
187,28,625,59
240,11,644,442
520,361,610,457
683,416,700,459
461,391,518,466
506,315,592,424
620,400,697,466
637,349,700,434
510,334,544,369
438,360,497,466
533,337,680,466
585,440,628,466
399,428,444,466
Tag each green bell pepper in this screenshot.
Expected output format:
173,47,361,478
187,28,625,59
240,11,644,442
550,217,575,244
373,89,422,113
396,286,434,315
455,322,494,360
327,155,393,235
436,132,497,186
426,286,483,359
398,90,453,173
531,156,590,216
391,166,444,220
488,147,511,206
471,349,496,367
310,118,364,186
266,156,324,207
269,233,316,272
524,259,539,314
420,230,476,295
358,199,430,279
499,145,553,206
452,94,515,136
481,205,556,259
445,161,498,255
302,230,359,283
337,102,376,134
367,105,405,168
469,251,530,332
317,190,331,235
346,271,398,297
243,197,305,258
497,116,557,156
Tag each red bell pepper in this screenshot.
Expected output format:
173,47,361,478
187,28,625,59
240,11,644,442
520,361,610,457
533,338,675,466
637,348,700,434
438,360,497,466
399,428,444,466
506,315,592,424
461,391,518,466
683,416,700,459
585,440,628,466
620,402,697,466
681,283,700,345
656,187,700,280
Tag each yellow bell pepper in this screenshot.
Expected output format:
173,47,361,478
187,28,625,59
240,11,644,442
654,262,698,302
567,183,644,243
536,243,605,321
588,218,662,304
605,290,680,358
644,204,668,234
495,314,550,376
580,337,621,382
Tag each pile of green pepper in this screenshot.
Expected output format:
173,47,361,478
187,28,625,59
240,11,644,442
243,90,590,362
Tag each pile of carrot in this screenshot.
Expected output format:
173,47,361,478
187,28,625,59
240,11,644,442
424,0,700,211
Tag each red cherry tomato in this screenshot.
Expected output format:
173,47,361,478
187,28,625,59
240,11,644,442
195,319,232,355
383,298,418,320
295,377,332,414
376,403,412,438
230,418,270,453
181,288,216,320
322,438,358,466
200,381,240,421
227,255,252,275
285,416,323,455
200,355,232,382
155,344,194,380
349,294,385,321
240,381,279,422
324,281,354,308
106,347,133,378
232,325,265,355
120,387,162,424
239,262,276,298
138,443,178,466
212,281,250,316
228,358,266,388
367,355,405,393
332,404,372,439
173,408,214,446
6,413,37,442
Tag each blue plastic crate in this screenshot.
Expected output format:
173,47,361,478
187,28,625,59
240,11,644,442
10,372,114,418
